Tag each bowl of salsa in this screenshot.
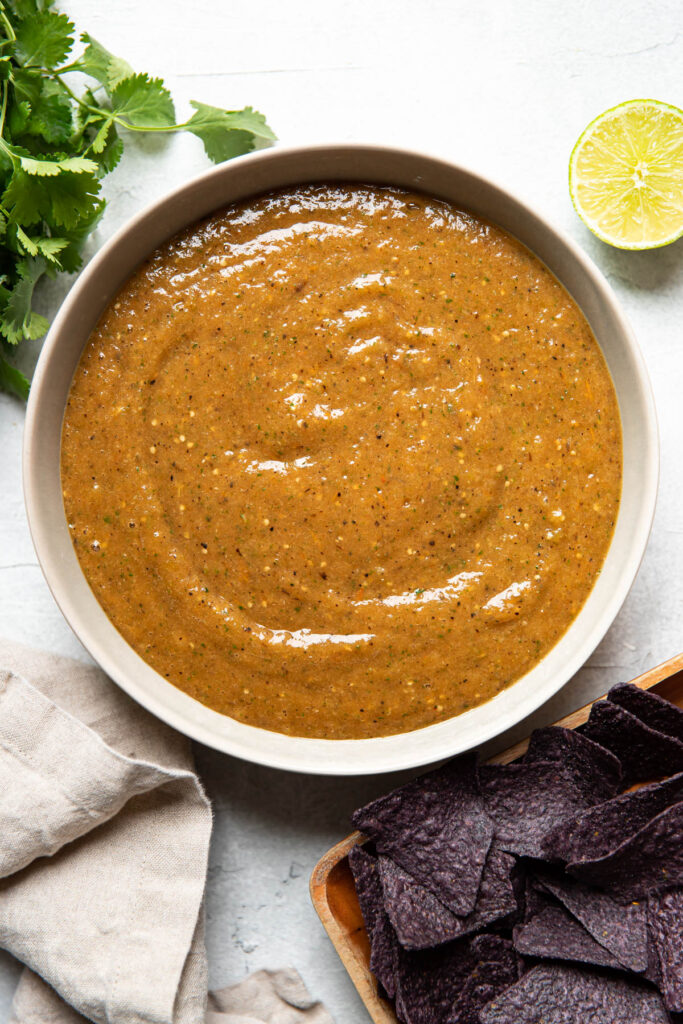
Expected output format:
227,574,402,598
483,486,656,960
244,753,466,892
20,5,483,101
23,144,658,773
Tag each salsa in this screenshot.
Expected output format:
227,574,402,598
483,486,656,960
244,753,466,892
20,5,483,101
60,185,622,738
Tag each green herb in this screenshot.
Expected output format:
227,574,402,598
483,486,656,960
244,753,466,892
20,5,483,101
0,0,275,399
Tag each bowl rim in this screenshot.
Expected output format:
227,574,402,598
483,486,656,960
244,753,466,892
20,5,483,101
23,141,659,775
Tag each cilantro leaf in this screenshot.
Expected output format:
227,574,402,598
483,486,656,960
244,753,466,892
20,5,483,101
90,117,112,154
26,79,73,143
107,55,136,93
191,126,255,163
56,198,105,273
13,11,75,69
110,73,176,128
34,235,69,263
71,34,134,93
15,223,38,256
92,124,124,177
39,170,100,228
3,168,101,228
11,67,42,107
8,98,31,136
10,0,54,18
0,257,49,344
0,356,30,400
19,153,99,176
69,34,110,82
186,102,276,162
189,102,276,141
2,171,46,226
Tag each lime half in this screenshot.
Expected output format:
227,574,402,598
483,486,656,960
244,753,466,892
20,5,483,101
569,99,683,250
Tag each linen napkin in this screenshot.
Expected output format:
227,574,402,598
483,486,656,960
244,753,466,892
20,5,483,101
0,639,333,1024
10,967,333,1024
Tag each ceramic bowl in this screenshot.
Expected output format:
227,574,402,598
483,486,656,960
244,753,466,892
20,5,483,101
23,144,658,774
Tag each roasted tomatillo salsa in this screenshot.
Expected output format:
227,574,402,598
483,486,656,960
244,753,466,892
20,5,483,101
61,185,622,739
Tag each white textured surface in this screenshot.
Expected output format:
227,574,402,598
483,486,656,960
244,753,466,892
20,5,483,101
1,1,682,1020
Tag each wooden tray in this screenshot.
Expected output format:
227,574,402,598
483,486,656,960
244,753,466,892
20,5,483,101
310,654,683,1024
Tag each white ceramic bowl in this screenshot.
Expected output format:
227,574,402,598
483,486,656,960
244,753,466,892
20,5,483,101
23,144,658,775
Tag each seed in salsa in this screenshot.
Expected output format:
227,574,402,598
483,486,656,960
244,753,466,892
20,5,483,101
60,184,622,739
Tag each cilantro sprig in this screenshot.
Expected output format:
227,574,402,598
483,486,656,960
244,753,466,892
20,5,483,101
0,1,275,399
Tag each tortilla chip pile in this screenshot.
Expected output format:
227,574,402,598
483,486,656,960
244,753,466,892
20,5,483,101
350,683,683,1023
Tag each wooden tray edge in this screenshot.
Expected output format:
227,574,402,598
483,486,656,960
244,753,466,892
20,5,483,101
310,652,683,1024
310,830,394,1023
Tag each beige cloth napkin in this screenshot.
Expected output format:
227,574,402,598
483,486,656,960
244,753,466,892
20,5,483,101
0,640,332,1024
10,967,332,1024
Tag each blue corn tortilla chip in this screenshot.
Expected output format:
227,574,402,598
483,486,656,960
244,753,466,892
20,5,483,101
542,772,683,865
648,888,683,1012
348,844,383,936
449,983,499,1024
478,759,608,859
378,856,460,950
468,933,517,966
394,934,517,1024
533,871,648,972
370,913,402,1001
479,964,672,1023
450,955,519,1024
352,754,494,915
378,842,517,950
582,700,683,785
524,725,622,796
393,937,478,1024
567,802,683,899
608,683,683,743
523,876,553,921
513,903,623,969
645,928,665,990
348,844,401,998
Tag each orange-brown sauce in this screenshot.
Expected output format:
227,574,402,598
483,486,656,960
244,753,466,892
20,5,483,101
61,185,622,738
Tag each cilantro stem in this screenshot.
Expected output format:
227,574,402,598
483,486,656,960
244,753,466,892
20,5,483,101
53,73,193,135
113,118,195,134
0,135,16,165
51,74,102,117
0,81,7,137
52,60,80,75
0,6,15,44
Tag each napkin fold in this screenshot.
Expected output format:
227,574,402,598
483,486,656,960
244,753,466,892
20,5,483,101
10,966,332,1024
0,640,332,1024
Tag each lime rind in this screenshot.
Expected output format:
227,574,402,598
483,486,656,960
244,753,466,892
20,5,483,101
569,98,683,250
